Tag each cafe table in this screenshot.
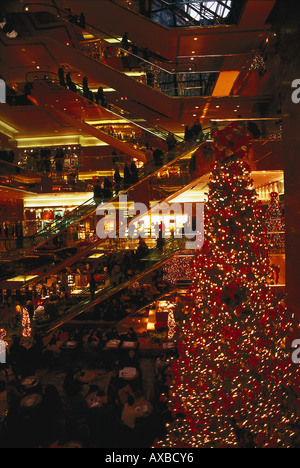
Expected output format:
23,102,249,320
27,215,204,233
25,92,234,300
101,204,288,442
20,375,41,393
20,393,43,409
134,397,153,418
74,370,97,384
85,391,107,408
162,342,176,349
119,367,138,381
121,341,137,350
104,339,121,350
61,340,78,350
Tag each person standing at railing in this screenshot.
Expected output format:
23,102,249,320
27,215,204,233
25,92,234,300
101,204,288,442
153,148,163,166
210,120,219,136
123,163,132,189
145,144,153,163
89,272,97,301
191,118,204,142
121,32,130,50
66,72,77,93
79,12,85,29
95,86,107,107
93,179,103,205
82,76,90,100
55,148,64,172
130,160,139,184
58,68,66,88
184,124,194,143
114,168,122,195
103,177,113,199
166,132,177,161
166,132,176,150
247,120,261,139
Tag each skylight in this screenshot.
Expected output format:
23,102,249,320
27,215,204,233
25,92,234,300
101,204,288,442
184,0,232,23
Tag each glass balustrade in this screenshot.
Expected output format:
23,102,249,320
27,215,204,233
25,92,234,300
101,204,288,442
77,37,219,97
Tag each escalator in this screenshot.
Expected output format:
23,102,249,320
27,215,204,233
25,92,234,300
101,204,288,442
27,77,179,160
2,196,96,256
1,121,205,258
22,1,253,60
20,4,242,98
0,31,223,122
11,115,281,284
37,236,190,333
1,73,213,259
16,131,210,290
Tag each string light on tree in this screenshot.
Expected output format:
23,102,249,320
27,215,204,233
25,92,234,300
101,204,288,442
155,122,298,449
163,256,194,285
21,307,32,338
265,191,285,252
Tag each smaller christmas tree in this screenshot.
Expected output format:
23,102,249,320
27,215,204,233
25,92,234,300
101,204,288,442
265,191,285,252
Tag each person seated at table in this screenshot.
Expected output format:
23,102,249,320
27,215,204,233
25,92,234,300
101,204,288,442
126,327,138,342
121,394,137,428
110,263,124,286
45,335,61,358
106,326,120,341
40,384,63,441
155,353,168,378
96,331,107,350
58,329,69,342
65,383,90,424
121,349,140,369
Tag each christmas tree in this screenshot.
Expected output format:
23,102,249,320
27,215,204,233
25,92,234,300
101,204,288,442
157,122,298,448
265,191,285,252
